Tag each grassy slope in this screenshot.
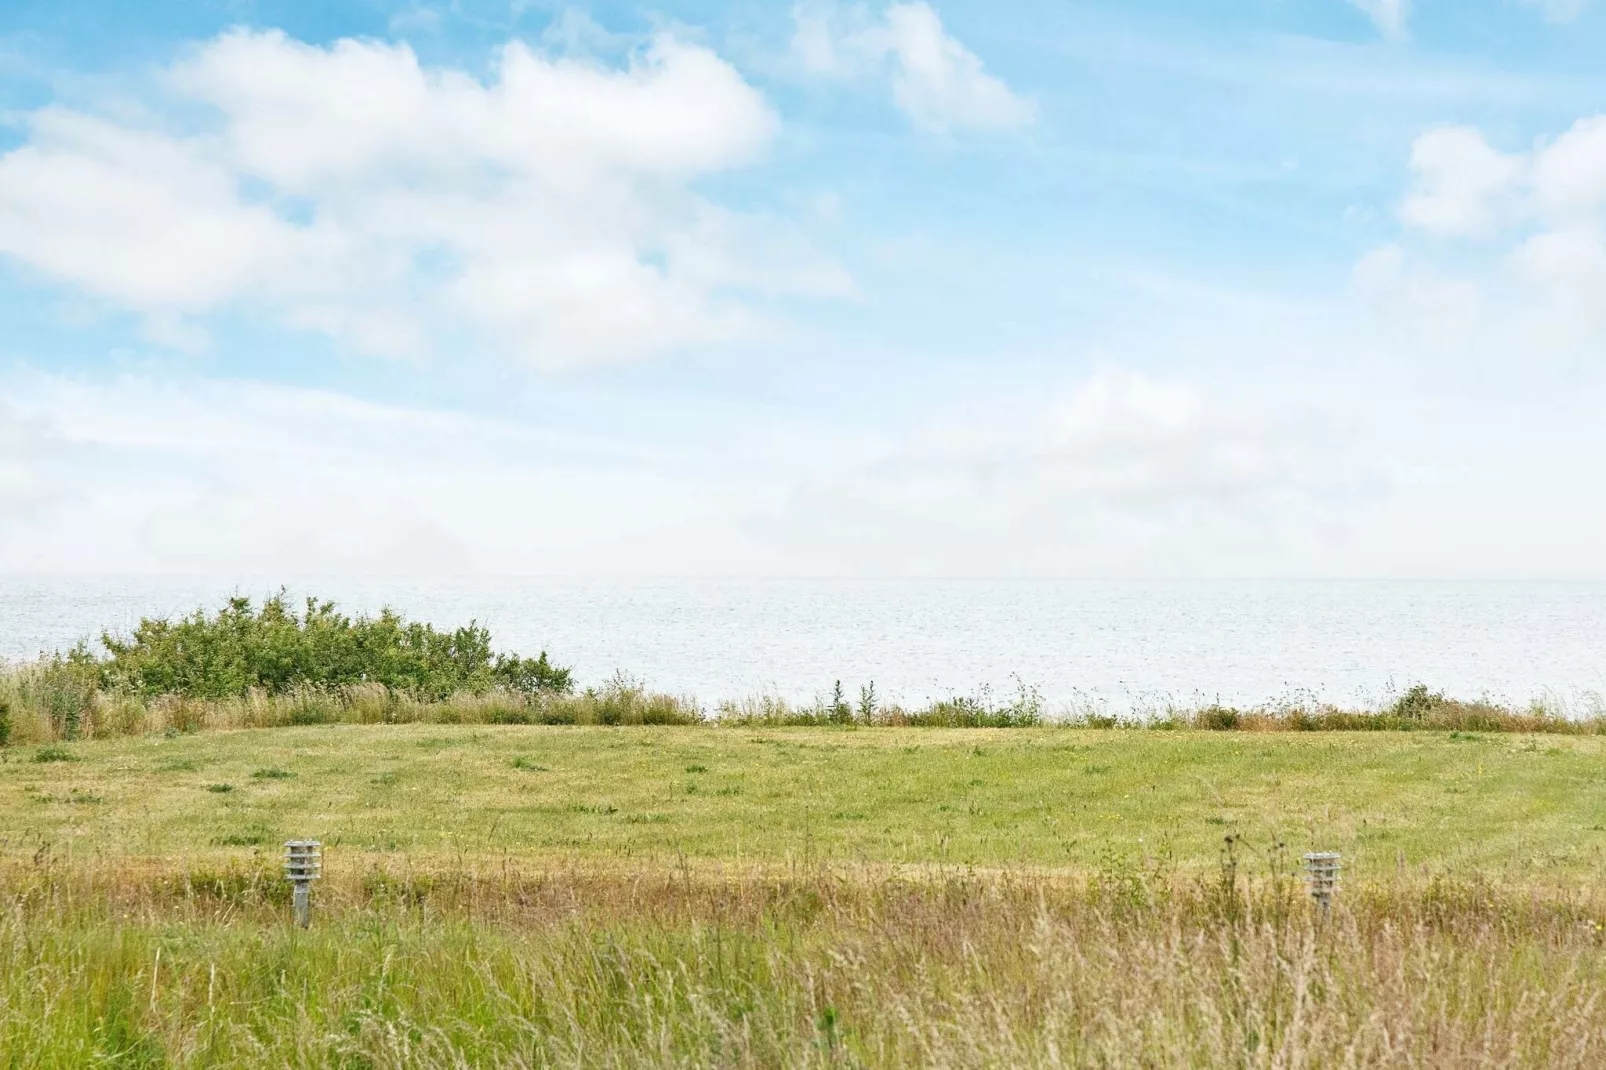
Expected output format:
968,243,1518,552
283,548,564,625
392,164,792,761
4,723,1605,878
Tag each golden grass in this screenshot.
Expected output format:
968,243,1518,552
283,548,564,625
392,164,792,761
3,860,1605,1067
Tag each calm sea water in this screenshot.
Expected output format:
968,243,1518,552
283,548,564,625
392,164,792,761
2,576,1603,714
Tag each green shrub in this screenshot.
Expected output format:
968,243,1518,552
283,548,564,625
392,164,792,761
902,685,1043,728
1197,705,1241,731
0,697,9,747
98,592,572,701
1391,684,1446,721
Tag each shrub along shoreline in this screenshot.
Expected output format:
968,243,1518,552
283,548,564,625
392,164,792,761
1,593,1600,745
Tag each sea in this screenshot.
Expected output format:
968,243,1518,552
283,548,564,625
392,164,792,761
2,576,1603,715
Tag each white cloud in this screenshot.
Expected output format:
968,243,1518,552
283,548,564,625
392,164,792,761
0,30,851,368
1386,113,1606,347
0,372,765,574
0,363,1381,579
1530,115,1606,218
8,359,1606,580
1352,243,1484,344
0,108,306,311
1399,126,1523,236
1346,0,1410,40
1401,117,1606,236
759,370,1370,575
1511,223,1606,334
792,2,1034,133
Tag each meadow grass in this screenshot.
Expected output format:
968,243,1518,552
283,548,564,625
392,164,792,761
3,861,1605,1068
4,724,1606,875
6,724,1606,1066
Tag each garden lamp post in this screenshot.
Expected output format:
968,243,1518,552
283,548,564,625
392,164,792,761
284,840,322,928
1303,851,1341,918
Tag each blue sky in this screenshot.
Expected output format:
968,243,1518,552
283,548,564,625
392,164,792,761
2,0,1604,577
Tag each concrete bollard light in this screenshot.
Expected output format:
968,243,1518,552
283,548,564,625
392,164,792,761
284,840,322,929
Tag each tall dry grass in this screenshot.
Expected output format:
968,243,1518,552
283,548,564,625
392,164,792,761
5,657,1604,746
2,858,1603,1067
0,668,703,745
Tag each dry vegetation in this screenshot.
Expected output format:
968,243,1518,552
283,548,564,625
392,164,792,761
3,658,1600,748
3,860,1605,1068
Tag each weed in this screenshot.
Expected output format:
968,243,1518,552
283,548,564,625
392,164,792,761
858,681,878,724
830,680,852,725
33,746,77,764
205,783,234,794
212,824,275,847
250,767,294,780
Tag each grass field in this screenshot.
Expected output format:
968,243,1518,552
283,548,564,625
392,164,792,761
6,725,1606,1067
5,724,1605,875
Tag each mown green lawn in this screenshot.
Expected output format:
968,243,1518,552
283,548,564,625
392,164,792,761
3,724,1604,878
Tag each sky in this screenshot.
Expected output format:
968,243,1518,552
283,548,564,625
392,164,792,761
1,0,1604,579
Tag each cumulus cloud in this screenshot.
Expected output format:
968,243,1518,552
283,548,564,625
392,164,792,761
1346,0,1410,40
760,370,1369,575
1399,126,1523,236
1529,116,1606,218
0,30,851,367
0,372,767,574
1401,117,1606,236
0,365,1384,578
793,2,1034,133
1383,113,1606,345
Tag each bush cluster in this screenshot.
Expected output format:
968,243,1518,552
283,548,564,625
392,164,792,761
98,593,572,701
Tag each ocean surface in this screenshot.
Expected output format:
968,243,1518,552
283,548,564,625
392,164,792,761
2,576,1603,715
